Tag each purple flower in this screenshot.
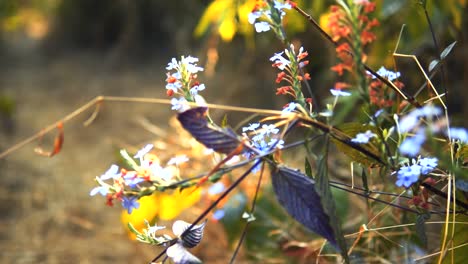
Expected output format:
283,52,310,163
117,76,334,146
396,164,421,188
419,157,438,174
248,11,262,24
351,130,377,144
122,196,140,214
90,186,109,196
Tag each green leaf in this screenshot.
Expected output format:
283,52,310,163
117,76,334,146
438,215,468,264
428,59,439,72
304,157,313,179
415,213,430,248
315,152,349,263
220,192,248,246
440,41,457,60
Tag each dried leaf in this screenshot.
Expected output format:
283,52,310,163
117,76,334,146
34,122,64,157
177,107,241,154
271,166,337,248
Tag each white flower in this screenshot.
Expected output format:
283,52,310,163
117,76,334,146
254,21,271,32
248,11,262,24
168,155,189,166
269,51,291,70
330,89,351,97
171,97,190,112
134,144,154,159
166,58,179,70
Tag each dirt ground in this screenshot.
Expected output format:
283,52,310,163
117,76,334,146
0,37,239,263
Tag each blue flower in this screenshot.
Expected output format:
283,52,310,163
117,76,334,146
90,186,109,196
208,182,225,195
282,102,297,115
123,173,145,188
122,196,140,214
212,209,225,220
396,164,421,188
418,157,438,174
399,131,426,157
448,127,468,143
242,123,260,132
330,89,351,97
100,164,121,180
262,124,279,135
351,130,377,144
255,21,271,32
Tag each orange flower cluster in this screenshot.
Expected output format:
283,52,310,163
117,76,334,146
327,1,379,82
369,77,404,108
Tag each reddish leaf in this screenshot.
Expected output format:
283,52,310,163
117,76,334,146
271,166,337,248
177,107,241,154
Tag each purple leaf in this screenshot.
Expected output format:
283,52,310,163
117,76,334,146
271,166,337,248
177,107,241,154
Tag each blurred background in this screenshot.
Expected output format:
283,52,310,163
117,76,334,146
0,0,466,263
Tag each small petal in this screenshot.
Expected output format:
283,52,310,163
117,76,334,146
90,186,108,196
330,89,351,97
134,144,154,159
447,127,468,143
122,196,140,214
351,130,377,144
100,164,121,180
168,155,189,166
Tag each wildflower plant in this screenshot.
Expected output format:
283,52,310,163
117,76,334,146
1,0,467,263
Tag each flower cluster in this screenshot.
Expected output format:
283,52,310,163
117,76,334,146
326,0,379,100
248,0,293,39
368,66,405,107
165,56,206,112
395,157,438,188
90,144,188,213
242,122,285,155
130,220,206,264
272,44,312,108
397,105,441,157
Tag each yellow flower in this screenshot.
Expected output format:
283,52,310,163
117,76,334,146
121,187,202,239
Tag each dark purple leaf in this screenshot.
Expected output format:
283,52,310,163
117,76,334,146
177,107,241,154
271,166,337,248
